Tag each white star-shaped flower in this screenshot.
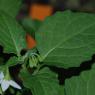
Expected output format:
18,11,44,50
0,72,21,92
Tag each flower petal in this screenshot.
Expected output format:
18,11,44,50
0,79,3,84
0,72,4,80
1,80,9,91
9,80,21,89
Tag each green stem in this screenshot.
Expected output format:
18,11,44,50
32,64,44,75
4,67,10,80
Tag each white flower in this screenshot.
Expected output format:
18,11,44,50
0,72,4,83
0,72,21,92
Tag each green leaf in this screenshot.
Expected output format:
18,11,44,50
65,64,95,95
0,12,26,56
22,17,42,38
20,68,64,95
6,57,20,67
36,11,95,68
0,0,22,17
0,56,20,68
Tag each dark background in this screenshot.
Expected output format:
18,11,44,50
23,0,95,12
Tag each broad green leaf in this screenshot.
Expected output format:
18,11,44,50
65,64,95,95
22,17,42,38
0,0,22,17
20,68,64,95
0,12,26,56
36,11,95,68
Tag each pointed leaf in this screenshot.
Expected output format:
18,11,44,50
20,68,64,95
36,11,95,68
0,12,26,56
6,57,20,67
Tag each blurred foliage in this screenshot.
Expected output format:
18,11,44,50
24,0,95,12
